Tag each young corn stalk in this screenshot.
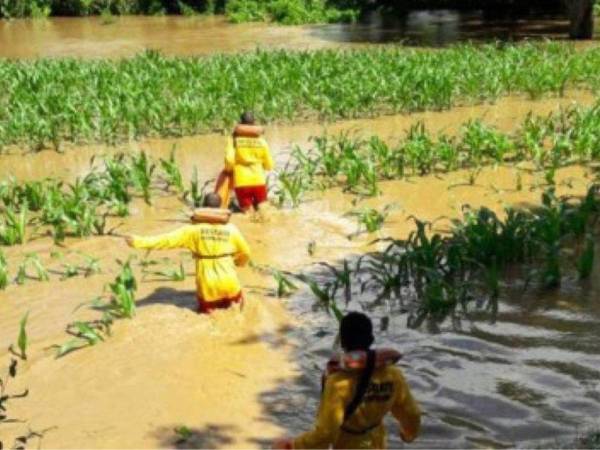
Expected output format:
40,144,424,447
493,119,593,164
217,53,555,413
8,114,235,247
0,251,8,290
273,269,297,298
0,206,28,246
184,166,210,207
160,147,184,193
144,260,186,282
320,260,353,304
108,259,138,318
347,204,397,238
15,261,28,285
299,275,343,322
25,254,49,282
577,234,595,280
276,171,306,208
130,152,155,205
8,312,29,361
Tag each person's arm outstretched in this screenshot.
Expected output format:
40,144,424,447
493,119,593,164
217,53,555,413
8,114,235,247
126,226,195,251
391,369,422,443
230,225,251,267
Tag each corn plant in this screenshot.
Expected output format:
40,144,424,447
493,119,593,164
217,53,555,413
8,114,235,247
25,254,49,282
578,234,595,279
130,152,155,205
4,44,600,150
0,251,8,290
273,269,297,298
160,147,184,193
107,259,138,318
15,262,27,285
143,260,186,282
326,185,600,330
0,206,28,246
52,258,137,358
80,254,102,277
8,312,29,361
347,204,397,237
275,171,306,208
298,274,343,322
184,166,211,208
60,263,80,280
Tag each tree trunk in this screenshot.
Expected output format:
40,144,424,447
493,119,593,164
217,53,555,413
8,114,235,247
567,0,594,39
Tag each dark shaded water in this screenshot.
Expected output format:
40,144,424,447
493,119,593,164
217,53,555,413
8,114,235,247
266,250,600,448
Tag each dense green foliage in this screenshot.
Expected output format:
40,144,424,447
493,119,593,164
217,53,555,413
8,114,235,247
225,0,358,24
0,0,222,18
2,43,600,150
0,0,359,20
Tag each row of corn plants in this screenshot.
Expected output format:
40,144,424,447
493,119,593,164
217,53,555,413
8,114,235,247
0,250,102,290
296,186,600,331
49,254,194,358
0,149,205,246
275,102,600,205
2,43,600,150
52,258,138,357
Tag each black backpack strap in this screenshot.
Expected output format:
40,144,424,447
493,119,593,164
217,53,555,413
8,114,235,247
343,350,376,424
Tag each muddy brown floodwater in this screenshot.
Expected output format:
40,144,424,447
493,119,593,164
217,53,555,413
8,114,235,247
0,11,596,59
1,94,599,448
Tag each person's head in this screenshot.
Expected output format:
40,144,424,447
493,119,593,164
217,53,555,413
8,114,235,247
240,111,255,125
340,311,374,352
203,193,222,209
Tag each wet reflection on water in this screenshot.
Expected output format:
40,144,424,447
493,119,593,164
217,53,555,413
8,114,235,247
264,229,600,448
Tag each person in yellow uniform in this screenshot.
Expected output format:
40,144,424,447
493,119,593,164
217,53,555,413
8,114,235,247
225,111,274,212
125,193,251,314
273,312,422,449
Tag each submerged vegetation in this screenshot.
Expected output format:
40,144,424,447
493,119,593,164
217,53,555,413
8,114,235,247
275,103,600,205
301,186,600,330
53,259,138,357
2,43,600,150
0,150,197,246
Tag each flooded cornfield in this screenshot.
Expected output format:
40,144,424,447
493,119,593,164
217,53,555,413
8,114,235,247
1,10,600,450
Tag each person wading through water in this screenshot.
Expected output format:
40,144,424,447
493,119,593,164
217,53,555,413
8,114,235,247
273,311,422,449
125,193,251,314
218,111,274,213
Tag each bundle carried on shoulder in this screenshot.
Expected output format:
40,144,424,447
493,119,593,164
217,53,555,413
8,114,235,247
326,348,402,375
233,124,263,138
190,208,231,224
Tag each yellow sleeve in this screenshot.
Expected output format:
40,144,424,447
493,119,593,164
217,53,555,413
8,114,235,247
391,369,422,443
230,226,251,266
225,137,236,172
131,226,196,252
293,376,345,449
261,139,274,171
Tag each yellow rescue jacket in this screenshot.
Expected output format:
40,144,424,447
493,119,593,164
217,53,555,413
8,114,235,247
131,222,250,302
293,361,421,449
225,135,273,188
